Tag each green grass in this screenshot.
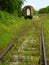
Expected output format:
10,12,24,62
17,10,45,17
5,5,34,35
0,11,33,53
0,11,49,65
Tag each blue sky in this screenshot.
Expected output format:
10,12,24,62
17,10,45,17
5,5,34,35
22,0,49,10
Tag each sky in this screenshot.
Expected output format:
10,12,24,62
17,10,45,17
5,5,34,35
22,0,49,10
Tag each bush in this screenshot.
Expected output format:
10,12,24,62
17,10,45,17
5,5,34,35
0,0,24,16
38,6,49,14
0,11,18,26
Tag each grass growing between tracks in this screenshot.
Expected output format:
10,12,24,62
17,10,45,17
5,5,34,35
42,14,49,63
0,11,49,65
37,14,49,64
0,11,34,54
2,25,40,65
0,11,41,65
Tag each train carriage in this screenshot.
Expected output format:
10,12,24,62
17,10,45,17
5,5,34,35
23,5,34,19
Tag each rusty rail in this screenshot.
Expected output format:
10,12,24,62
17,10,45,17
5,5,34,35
0,21,34,62
0,37,18,61
40,26,47,65
0,22,47,65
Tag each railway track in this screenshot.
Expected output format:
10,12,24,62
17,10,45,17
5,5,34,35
0,22,35,62
31,23,47,65
30,23,48,65
0,22,48,65
0,37,18,62
40,26,47,65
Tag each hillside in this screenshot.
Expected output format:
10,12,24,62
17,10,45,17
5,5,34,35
0,11,49,65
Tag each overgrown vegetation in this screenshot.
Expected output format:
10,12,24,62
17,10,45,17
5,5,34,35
0,2,49,65
0,0,24,16
0,11,40,65
38,6,49,14
0,11,34,53
0,10,49,65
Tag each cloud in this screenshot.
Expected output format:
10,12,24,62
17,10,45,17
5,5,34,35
22,0,49,10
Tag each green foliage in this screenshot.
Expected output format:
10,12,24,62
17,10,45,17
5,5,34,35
0,11,34,53
34,11,38,15
0,0,24,16
1,10,49,65
0,11,17,25
38,6,49,14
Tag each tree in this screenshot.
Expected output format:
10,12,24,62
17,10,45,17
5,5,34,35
0,0,24,14
38,6,49,14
